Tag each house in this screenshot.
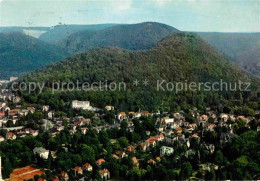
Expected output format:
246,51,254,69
147,159,156,165
141,111,149,116
198,114,209,121
17,130,26,137
0,136,5,142
2,106,10,112
99,169,110,180
12,96,21,104
132,157,139,168
60,171,69,181
71,100,95,110
140,142,147,151
219,113,229,122
19,109,29,116
42,105,50,112
0,102,6,108
163,117,174,124
6,132,16,140
207,124,216,131
33,147,49,159
10,77,18,82
8,109,19,116
189,134,200,140
112,154,119,160
30,129,39,136
56,126,64,131
73,166,83,175
83,163,93,172
27,107,35,113
173,112,184,119
157,126,164,132
105,105,114,111
96,158,106,165
48,112,54,120
160,146,174,155
25,128,30,134
145,134,164,147
128,112,135,118
174,128,182,134
69,130,77,135
116,151,126,158
126,145,135,152
117,112,127,120
80,127,88,135
134,112,142,118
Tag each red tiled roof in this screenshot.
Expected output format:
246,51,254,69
119,112,126,116
112,154,119,159
141,111,149,115
96,158,105,165
83,163,92,169
132,157,138,164
7,132,15,138
73,166,83,173
99,169,110,177
126,145,135,152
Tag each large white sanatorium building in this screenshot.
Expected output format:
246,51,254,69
71,100,96,111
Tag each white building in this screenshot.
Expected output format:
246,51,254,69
160,146,174,155
0,136,4,142
10,77,18,82
71,100,96,111
33,147,49,159
163,117,174,124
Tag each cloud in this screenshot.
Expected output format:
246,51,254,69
106,0,133,11
151,0,209,7
151,0,173,6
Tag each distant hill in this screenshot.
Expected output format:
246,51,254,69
197,32,260,76
24,33,253,83
55,22,180,55
39,24,118,43
0,32,68,79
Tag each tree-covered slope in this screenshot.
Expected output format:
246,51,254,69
197,32,260,76
39,24,118,43
55,22,180,55
20,33,260,111
23,33,256,85
0,32,68,78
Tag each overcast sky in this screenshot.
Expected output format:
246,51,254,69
0,0,259,32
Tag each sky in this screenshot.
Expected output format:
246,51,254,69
0,0,259,32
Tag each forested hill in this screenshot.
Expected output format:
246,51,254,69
0,32,68,79
55,22,180,55
22,33,256,86
39,24,118,43
197,32,260,76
